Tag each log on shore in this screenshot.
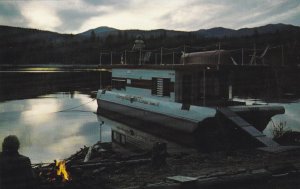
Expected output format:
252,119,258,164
71,158,151,169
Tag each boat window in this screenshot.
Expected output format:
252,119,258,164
112,131,118,141
152,78,171,97
112,79,126,90
181,104,190,110
112,131,126,145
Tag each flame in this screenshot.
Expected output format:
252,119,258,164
56,160,70,181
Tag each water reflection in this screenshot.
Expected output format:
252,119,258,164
265,100,300,136
97,115,195,154
1,70,300,163
233,97,300,136
0,91,195,163
0,71,111,102
0,92,111,163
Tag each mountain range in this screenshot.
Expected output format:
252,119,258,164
0,23,298,42
78,23,300,39
0,23,299,66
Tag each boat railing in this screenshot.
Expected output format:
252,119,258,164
98,44,286,67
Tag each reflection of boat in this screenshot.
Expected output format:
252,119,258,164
96,38,285,149
97,115,196,154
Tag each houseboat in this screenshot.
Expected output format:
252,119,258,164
96,38,284,137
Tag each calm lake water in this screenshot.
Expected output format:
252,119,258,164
0,92,112,163
234,98,300,136
0,71,112,163
0,70,300,163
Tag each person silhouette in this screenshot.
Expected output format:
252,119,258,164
0,135,35,189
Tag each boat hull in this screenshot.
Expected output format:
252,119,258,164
96,90,285,133
97,99,201,133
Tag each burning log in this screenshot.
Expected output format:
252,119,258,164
32,142,152,188
33,160,72,189
55,160,70,182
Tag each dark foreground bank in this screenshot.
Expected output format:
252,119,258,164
32,136,300,189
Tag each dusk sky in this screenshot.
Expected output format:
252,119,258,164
0,0,300,34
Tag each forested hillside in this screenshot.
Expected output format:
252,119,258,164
0,24,299,66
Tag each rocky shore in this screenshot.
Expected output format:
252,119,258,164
32,132,300,189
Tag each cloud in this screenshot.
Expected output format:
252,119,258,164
0,2,19,17
227,0,300,28
159,1,227,30
0,1,27,27
77,0,175,31
159,0,300,30
0,0,299,33
19,1,62,31
55,8,105,33
84,0,130,7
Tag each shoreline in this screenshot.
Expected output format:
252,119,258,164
33,137,300,189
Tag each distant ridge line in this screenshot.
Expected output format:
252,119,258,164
77,23,300,38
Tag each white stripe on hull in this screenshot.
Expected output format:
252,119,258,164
97,99,201,133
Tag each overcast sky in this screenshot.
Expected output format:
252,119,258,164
0,0,300,34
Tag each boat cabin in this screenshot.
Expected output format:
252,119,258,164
110,65,228,106
99,38,276,106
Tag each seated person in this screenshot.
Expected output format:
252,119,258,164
0,135,35,189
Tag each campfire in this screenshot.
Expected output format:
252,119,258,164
33,159,72,188
32,142,150,188
56,160,70,182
